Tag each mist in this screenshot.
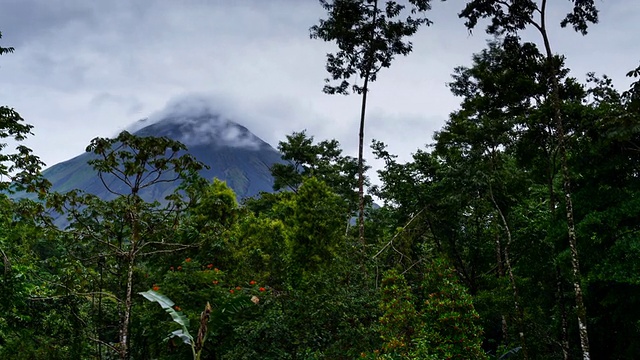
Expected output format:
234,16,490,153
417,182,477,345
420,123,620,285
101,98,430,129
126,93,265,150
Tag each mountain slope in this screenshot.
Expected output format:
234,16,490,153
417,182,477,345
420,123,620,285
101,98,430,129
39,113,284,201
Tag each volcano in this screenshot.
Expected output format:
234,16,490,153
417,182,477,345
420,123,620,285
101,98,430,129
38,113,285,202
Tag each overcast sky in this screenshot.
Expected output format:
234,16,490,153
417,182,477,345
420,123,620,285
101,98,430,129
1,0,638,176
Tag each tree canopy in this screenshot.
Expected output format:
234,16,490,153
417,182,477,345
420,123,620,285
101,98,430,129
2,2,640,358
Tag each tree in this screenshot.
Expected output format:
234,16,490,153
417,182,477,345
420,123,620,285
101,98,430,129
0,195,91,359
271,130,361,213
458,2,599,358
378,269,419,358
438,37,558,358
311,0,435,245
47,131,207,359
562,71,640,359
221,176,381,359
378,261,487,359
371,36,595,357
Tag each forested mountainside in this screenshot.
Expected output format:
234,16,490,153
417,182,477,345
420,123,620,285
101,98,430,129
2,1,640,359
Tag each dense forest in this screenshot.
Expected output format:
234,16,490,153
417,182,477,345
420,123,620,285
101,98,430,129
2,0,640,359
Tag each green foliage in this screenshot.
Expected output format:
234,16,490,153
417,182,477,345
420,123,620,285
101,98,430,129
226,212,288,286
377,263,487,360
190,178,239,229
459,0,598,36
413,259,487,359
43,132,212,359
280,177,347,284
271,130,361,211
85,130,206,197
4,11,640,359
140,290,195,344
379,269,419,357
310,0,434,95
223,281,380,360
140,288,256,360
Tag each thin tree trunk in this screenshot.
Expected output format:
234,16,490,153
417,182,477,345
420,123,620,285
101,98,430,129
489,184,528,360
495,233,510,344
358,73,369,247
556,266,570,360
357,0,379,247
119,201,140,360
537,1,590,358
495,233,504,277
118,253,135,359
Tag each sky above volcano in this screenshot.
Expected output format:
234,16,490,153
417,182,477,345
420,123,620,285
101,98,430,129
1,0,638,176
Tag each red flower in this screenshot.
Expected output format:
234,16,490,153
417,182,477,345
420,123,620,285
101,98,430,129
259,287,266,292
174,305,181,311
212,280,219,285
178,266,182,271
170,266,174,271
207,263,213,269
249,280,257,285
229,289,234,294
235,286,242,290
152,285,160,291
185,258,191,263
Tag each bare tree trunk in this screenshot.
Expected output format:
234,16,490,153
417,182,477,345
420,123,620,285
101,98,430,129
118,253,135,359
489,185,528,360
502,316,509,345
556,266,570,360
495,233,503,277
357,0,379,248
119,201,140,360
357,73,369,247
495,234,510,344
536,1,590,357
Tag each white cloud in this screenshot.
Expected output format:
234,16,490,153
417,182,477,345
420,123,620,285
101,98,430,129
141,93,263,150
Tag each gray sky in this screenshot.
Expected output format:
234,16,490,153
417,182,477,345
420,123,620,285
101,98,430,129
1,0,638,177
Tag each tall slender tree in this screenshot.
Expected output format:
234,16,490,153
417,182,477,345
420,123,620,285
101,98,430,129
311,0,434,245
458,1,599,358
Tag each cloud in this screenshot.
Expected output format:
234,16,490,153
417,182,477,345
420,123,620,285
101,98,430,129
141,93,265,150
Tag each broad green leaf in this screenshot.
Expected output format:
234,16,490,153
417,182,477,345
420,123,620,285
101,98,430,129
140,289,193,343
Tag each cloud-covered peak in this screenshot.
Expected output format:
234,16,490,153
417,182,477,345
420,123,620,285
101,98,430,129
133,94,266,150
148,94,222,122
